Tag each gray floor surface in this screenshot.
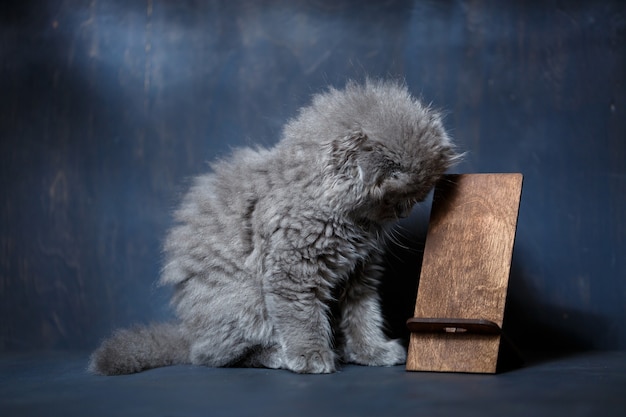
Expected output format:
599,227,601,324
1,351,625,417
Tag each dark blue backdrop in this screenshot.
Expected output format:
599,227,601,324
1,0,625,352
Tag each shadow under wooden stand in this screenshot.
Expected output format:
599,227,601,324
406,173,523,373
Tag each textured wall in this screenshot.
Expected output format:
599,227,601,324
1,0,625,351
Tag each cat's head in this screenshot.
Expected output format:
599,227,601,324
286,79,460,224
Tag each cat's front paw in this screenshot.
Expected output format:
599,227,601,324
343,339,406,367
284,348,337,374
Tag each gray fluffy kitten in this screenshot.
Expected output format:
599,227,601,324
89,79,458,375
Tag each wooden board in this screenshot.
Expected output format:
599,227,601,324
406,173,523,373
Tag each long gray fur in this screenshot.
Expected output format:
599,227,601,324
88,79,459,375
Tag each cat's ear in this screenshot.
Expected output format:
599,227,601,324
328,128,369,175
347,128,368,147
338,128,368,153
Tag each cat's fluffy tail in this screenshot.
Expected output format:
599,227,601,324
88,322,190,375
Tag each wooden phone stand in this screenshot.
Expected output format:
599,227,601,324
406,173,523,373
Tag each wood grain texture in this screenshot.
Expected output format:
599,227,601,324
407,174,523,373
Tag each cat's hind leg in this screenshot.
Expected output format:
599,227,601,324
235,343,285,369
176,275,276,368
189,335,252,367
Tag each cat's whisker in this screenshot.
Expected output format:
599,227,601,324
382,227,413,252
